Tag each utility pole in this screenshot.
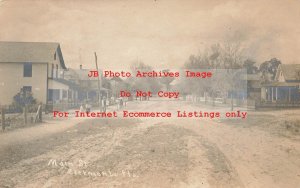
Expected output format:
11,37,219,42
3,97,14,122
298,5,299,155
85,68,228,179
94,52,102,112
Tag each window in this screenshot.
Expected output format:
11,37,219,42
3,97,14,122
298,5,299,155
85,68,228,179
51,64,54,78
54,52,57,60
23,63,32,77
23,86,32,93
48,89,60,102
62,90,67,99
68,90,72,99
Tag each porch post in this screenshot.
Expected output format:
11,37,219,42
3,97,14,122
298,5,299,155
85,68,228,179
271,87,274,102
276,87,278,101
59,89,62,100
288,88,291,102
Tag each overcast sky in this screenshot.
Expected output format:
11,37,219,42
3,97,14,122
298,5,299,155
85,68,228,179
0,0,300,69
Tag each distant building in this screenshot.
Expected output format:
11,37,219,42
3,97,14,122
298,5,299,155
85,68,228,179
0,41,78,106
64,66,110,102
261,64,300,103
245,74,261,102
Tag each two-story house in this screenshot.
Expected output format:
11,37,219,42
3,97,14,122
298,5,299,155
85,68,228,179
0,41,77,106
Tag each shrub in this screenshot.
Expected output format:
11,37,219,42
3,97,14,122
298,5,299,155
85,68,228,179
11,88,37,113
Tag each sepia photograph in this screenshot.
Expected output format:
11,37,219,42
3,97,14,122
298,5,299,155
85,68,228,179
0,0,300,187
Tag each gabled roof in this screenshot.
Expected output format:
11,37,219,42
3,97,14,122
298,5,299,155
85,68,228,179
262,82,300,87
276,64,300,82
0,41,67,69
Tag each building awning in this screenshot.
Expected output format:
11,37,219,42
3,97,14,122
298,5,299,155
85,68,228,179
50,78,80,90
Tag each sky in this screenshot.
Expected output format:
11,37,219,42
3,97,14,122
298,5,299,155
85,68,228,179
0,0,300,69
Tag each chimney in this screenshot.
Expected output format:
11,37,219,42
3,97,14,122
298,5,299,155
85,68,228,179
80,64,82,70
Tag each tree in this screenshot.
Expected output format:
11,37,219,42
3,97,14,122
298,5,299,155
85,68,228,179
180,42,246,110
181,53,211,102
128,61,162,100
220,42,243,69
159,69,175,91
12,88,37,112
243,59,258,74
259,58,281,83
219,42,245,110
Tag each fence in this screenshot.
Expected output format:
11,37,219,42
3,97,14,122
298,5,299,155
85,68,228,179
0,103,42,131
256,101,300,108
184,95,256,109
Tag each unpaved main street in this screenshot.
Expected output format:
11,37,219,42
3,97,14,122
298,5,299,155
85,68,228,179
0,100,299,188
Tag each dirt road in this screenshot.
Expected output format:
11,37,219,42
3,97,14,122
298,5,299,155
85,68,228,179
0,100,299,188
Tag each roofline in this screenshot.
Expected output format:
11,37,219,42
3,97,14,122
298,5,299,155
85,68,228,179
57,44,67,69
0,41,67,69
0,61,49,63
49,78,79,89
274,64,282,81
262,82,300,87
0,41,60,45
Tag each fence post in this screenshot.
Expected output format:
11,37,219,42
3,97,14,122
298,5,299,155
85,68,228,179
1,108,5,131
38,103,42,122
24,105,28,125
35,104,42,123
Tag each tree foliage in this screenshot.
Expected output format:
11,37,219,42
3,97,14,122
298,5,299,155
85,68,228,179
12,88,37,112
259,58,281,82
159,69,175,91
128,61,162,95
181,42,245,96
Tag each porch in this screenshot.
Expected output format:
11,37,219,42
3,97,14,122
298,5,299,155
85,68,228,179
261,82,300,104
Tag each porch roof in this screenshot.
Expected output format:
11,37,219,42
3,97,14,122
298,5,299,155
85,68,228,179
262,82,300,87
